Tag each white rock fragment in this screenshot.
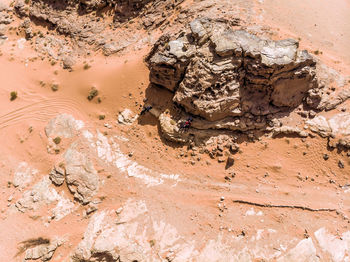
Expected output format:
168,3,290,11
117,109,138,125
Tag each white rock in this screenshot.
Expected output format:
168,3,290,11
277,238,319,262
13,162,37,189
117,109,138,125
45,114,84,138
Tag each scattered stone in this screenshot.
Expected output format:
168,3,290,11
229,143,239,153
218,158,225,163
338,160,344,169
0,24,6,36
323,154,329,160
224,176,231,181
8,195,13,202
225,156,234,169
115,207,123,215
62,56,76,70
86,203,98,215
118,109,138,125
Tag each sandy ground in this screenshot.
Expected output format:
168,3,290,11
0,0,349,261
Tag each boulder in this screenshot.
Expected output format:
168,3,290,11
117,109,138,125
159,112,190,143
64,141,99,204
24,239,61,261
146,18,318,124
307,113,350,148
62,56,76,70
45,114,84,139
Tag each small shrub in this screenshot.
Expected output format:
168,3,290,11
53,137,61,144
87,87,99,101
51,84,59,92
10,91,17,101
149,239,156,247
83,63,91,70
99,115,105,120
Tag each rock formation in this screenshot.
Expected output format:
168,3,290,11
147,18,319,135
64,141,99,204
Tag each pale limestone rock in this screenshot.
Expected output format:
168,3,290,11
13,162,38,189
45,114,84,139
277,238,319,262
64,141,99,204
117,109,138,125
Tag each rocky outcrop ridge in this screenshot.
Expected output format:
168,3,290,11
147,18,318,125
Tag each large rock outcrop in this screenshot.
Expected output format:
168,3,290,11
147,18,318,124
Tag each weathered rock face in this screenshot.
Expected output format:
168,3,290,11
49,164,65,186
147,18,318,122
24,239,61,262
64,141,99,204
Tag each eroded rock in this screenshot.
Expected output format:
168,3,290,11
64,141,99,204
24,239,61,261
49,163,65,186
307,113,350,148
117,109,138,125
159,112,190,143
45,114,84,139
147,18,318,124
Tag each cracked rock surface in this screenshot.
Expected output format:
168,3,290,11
147,18,318,125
